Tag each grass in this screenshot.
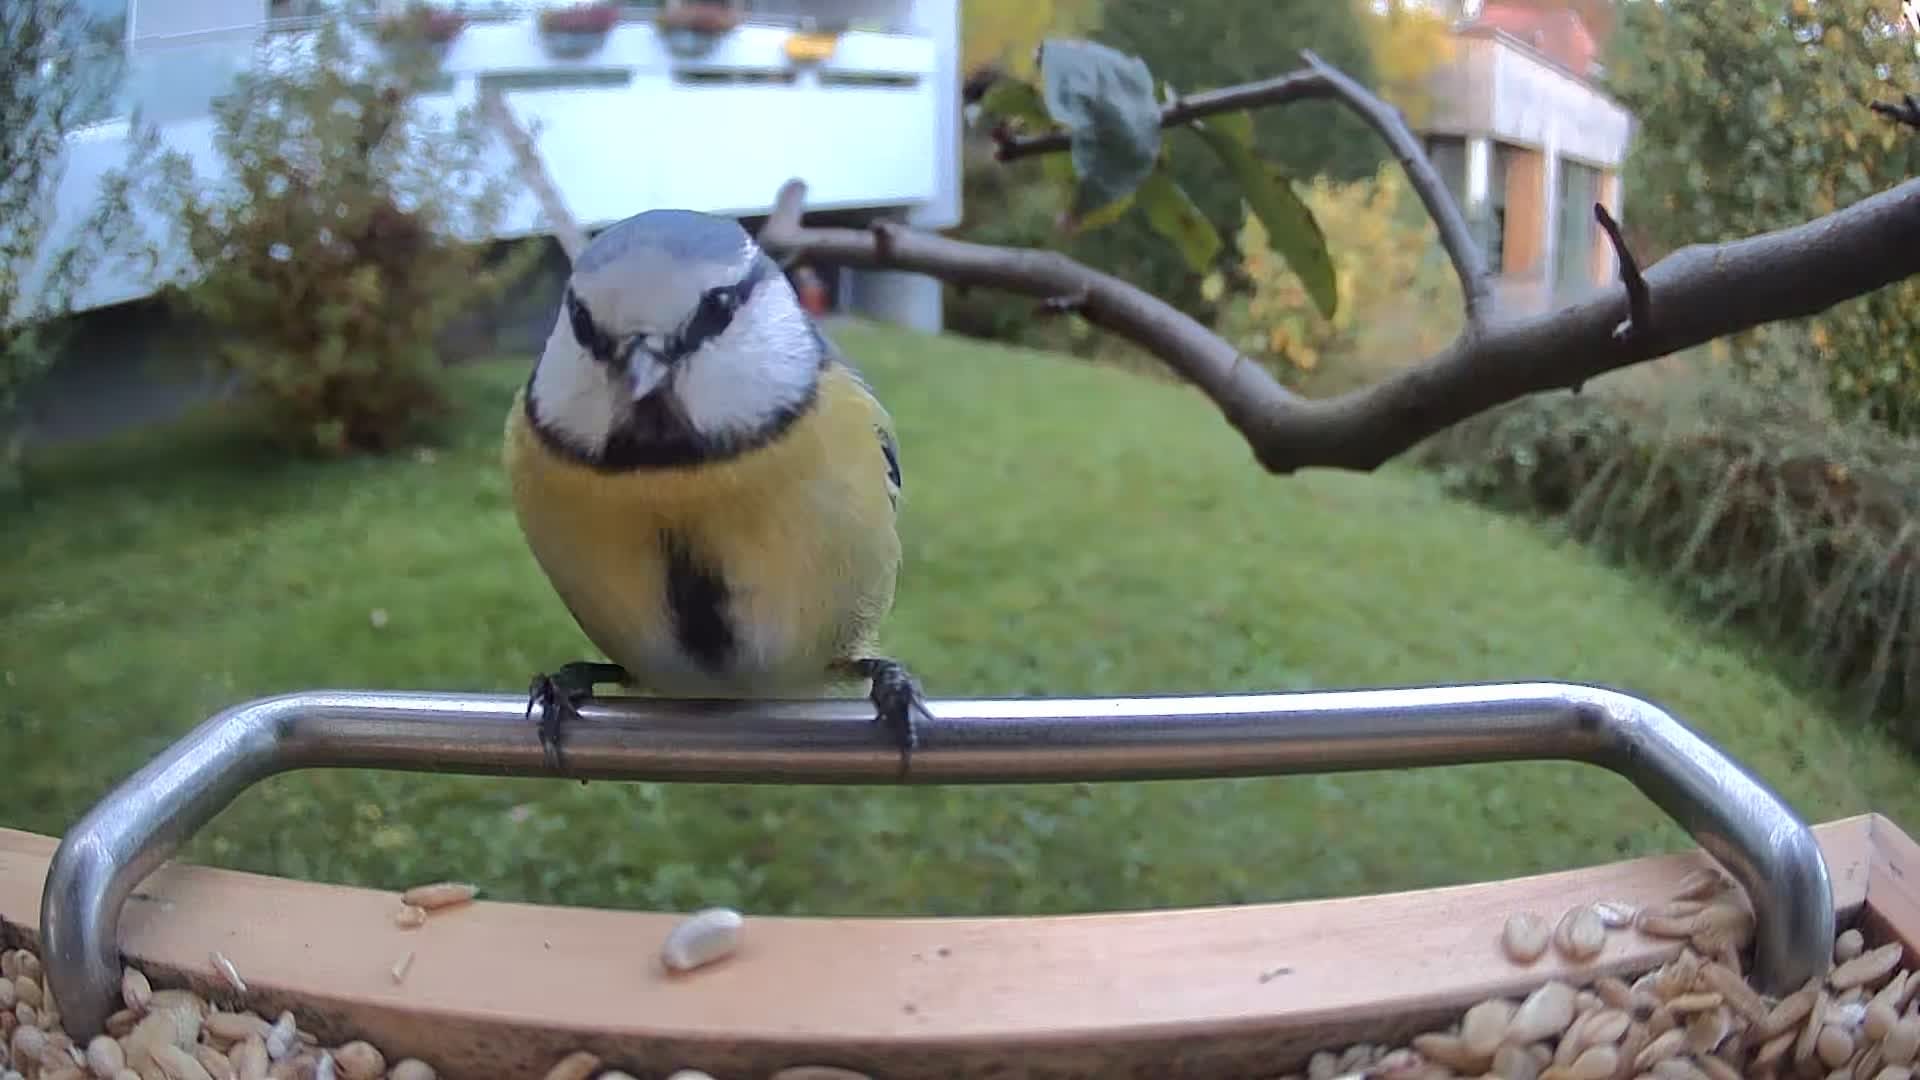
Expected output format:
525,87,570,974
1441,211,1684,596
4,319,1920,919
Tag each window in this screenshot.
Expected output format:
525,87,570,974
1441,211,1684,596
1485,140,1512,273
1424,133,1505,271
1553,156,1601,301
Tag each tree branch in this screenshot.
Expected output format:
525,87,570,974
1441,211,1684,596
992,52,1492,324
1593,202,1649,343
1871,92,1920,130
759,176,1920,475
994,70,1324,162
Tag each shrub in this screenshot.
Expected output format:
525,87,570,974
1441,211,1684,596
1605,0,1920,433
1421,359,1920,744
146,14,534,456
1206,163,1461,397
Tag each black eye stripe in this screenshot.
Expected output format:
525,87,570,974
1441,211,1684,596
566,287,615,364
663,256,776,363
566,255,777,369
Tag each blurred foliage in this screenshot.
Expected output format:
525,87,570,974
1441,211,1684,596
1361,0,1458,129
1605,0,1920,432
1422,354,1920,746
962,0,1102,79
951,0,1455,364
0,0,162,485
1208,164,1461,396
971,37,1342,311
1040,0,1384,315
143,12,537,457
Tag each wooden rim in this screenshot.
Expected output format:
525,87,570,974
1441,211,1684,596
1,817,1905,1080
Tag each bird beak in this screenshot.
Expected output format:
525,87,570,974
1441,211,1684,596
623,336,672,402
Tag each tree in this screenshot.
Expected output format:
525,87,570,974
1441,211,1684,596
1041,0,1388,313
962,0,1102,80
1361,0,1459,129
0,0,161,478
754,36,1920,476
1606,0,1920,432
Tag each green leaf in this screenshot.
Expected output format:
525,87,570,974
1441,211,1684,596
1210,109,1255,148
1075,191,1135,232
1037,38,1163,227
1193,120,1337,320
979,77,1049,129
1136,166,1220,273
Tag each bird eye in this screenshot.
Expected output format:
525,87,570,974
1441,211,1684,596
566,289,609,361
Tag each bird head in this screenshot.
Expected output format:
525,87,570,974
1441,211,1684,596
526,208,821,468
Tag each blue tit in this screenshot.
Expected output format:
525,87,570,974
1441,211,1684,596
503,209,929,775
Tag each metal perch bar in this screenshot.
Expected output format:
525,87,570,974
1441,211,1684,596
42,682,1834,1038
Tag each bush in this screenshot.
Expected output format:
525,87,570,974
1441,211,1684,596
1605,0,1920,433
146,14,534,456
1206,163,1461,397
1421,359,1920,744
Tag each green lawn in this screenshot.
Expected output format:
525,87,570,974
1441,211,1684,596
4,319,1918,918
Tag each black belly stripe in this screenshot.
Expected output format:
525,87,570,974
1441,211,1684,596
660,530,736,674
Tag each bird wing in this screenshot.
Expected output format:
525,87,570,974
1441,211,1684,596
813,321,902,511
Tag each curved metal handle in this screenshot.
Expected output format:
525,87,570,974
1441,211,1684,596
42,681,1833,1038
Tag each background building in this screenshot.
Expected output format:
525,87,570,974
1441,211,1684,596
1418,0,1634,318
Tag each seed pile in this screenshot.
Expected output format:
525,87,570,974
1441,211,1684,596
0,945,437,1079
1274,868,1920,1080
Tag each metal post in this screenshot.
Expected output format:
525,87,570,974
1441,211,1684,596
41,681,1834,1039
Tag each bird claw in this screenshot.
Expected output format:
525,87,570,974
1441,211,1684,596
525,673,575,774
525,661,628,783
850,658,931,778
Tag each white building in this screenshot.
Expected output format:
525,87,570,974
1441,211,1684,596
1418,1,1634,317
44,0,962,331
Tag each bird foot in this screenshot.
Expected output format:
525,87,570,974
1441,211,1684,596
839,657,932,778
525,661,629,781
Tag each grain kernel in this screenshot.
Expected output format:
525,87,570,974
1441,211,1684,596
1833,943,1906,991
120,968,151,1013
209,953,246,995
541,1051,600,1080
662,907,744,973
328,1041,382,1080
1554,905,1607,962
400,882,477,911
1509,981,1576,1044
1503,911,1551,964
1461,998,1515,1057
1817,1023,1856,1068
87,1033,127,1077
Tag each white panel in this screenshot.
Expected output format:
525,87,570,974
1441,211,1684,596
43,12,959,313
1486,43,1630,167
130,0,268,42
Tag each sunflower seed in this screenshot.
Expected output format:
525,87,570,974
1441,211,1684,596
661,907,744,973
400,882,477,911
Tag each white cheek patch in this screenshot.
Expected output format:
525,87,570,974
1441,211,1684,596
672,289,819,436
529,314,621,452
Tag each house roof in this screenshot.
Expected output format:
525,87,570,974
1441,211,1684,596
1463,2,1600,78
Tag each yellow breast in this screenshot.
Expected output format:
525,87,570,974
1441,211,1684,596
502,363,902,696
